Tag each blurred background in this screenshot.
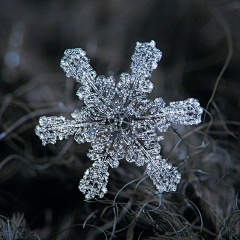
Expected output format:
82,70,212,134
0,0,239,239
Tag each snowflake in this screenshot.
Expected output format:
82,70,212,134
35,41,203,200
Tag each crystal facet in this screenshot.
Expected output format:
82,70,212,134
35,41,203,199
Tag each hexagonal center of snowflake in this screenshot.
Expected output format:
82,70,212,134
107,113,130,130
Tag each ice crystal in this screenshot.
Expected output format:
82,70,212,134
35,41,203,200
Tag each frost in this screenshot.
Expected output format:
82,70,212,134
35,40,203,200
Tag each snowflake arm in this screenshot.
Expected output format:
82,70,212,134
146,159,181,193
79,160,109,200
79,128,121,199
164,98,203,125
124,132,181,193
60,48,116,114
35,116,78,146
35,108,100,146
137,97,203,134
60,48,97,83
130,40,162,94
